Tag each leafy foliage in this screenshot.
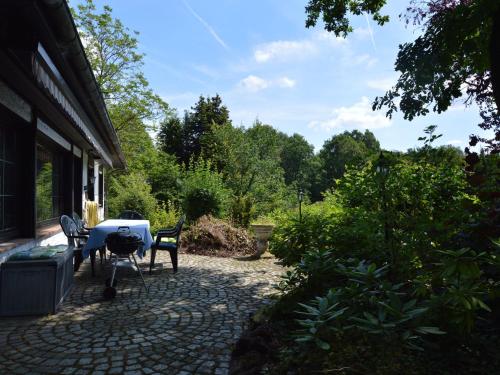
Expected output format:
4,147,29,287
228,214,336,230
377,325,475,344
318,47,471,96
318,129,380,191
157,95,231,164
305,0,389,36
270,202,342,266
107,172,157,220
181,159,229,222
149,201,181,235
267,150,500,372
72,0,169,134
305,0,500,152
293,262,444,352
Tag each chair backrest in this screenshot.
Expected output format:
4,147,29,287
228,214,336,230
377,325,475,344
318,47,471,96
174,216,185,244
72,212,85,232
176,216,185,232
59,215,79,246
118,210,144,220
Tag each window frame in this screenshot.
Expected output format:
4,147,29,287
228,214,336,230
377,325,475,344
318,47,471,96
0,122,20,241
35,133,68,228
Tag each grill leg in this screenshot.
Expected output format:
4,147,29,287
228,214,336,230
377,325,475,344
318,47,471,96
131,254,148,293
110,255,118,287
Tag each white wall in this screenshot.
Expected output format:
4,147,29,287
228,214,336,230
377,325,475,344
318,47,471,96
82,150,88,204
94,160,104,221
80,154,106,222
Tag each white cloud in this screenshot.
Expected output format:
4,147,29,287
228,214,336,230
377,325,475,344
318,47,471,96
239,75,296,92
367,77,396,91
239,75,269,92
254,32,349,64
308,97,391,131
353,27,372,39
447,139,463,145
276,77,296,88
254,40,316,63
314,31,347,46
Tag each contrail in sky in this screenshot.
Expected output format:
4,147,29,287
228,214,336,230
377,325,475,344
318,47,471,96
182,0,229,50
364,13,377,51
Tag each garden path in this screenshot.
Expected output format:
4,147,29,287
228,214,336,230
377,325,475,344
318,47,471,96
0,252,283,375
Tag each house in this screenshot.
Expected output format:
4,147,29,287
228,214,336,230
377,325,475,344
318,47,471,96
0,0,125,260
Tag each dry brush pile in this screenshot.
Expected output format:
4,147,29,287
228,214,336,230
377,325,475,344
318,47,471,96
181,215,257,257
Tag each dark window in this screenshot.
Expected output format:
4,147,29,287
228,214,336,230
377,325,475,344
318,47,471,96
36,141,64,225
0,125,18,238
87,161,94,201
73,156,82,216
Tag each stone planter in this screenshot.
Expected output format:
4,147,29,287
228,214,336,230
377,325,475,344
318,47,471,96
250,224,275,257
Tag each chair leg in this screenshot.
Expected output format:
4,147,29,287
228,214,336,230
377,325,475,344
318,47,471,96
90,250,96,277
74,250,83,272
169,249,178,273
149,248,157,274
99,246,105,264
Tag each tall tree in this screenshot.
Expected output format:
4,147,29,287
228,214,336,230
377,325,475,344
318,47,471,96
156,95,231,165
190,94,231,160
246,121,286,161
157,116,185,162
280,133,315,190
318,130,380,190
209,122,291,221
73,0,179,213
72,0,170,138
305,0,500,152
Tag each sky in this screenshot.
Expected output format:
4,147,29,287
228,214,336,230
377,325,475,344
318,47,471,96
73,0,485,152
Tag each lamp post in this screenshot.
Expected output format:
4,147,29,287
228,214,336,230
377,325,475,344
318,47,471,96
298,189,304,222
375,151,389,177
376,152,393,272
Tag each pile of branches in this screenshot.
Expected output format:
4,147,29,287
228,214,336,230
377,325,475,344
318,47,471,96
181,215,257,257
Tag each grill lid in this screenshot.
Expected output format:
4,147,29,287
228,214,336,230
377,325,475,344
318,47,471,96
105,231,143,253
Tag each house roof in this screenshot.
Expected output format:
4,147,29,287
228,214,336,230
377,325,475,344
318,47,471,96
38,0,126,169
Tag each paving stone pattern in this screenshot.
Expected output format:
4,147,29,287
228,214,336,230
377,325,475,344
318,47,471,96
0,253,283,374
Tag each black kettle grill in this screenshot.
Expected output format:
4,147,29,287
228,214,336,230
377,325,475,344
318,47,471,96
103,227,148,299
106,230,143,255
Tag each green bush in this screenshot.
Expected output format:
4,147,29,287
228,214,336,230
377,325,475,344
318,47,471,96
149,201,181,234
333,159,477,279
293,259,444,352
107,172,157,219
268,154,498,365
230,194,255,227
271,158,478,273
269,200,342,266
181,159,229,222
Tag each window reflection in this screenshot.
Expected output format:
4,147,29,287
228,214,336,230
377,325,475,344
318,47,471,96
36,142,63,223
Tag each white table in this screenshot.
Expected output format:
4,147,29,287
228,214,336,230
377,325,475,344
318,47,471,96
82,219,154,259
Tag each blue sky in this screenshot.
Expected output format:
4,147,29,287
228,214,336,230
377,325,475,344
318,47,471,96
74,0,484,152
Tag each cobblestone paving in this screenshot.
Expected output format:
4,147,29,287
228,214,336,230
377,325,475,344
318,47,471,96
0,253,283,375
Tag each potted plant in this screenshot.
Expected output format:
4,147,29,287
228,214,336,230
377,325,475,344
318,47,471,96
250,217,275,257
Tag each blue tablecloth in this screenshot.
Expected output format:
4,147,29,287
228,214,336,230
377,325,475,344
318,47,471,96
82,219,154,259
